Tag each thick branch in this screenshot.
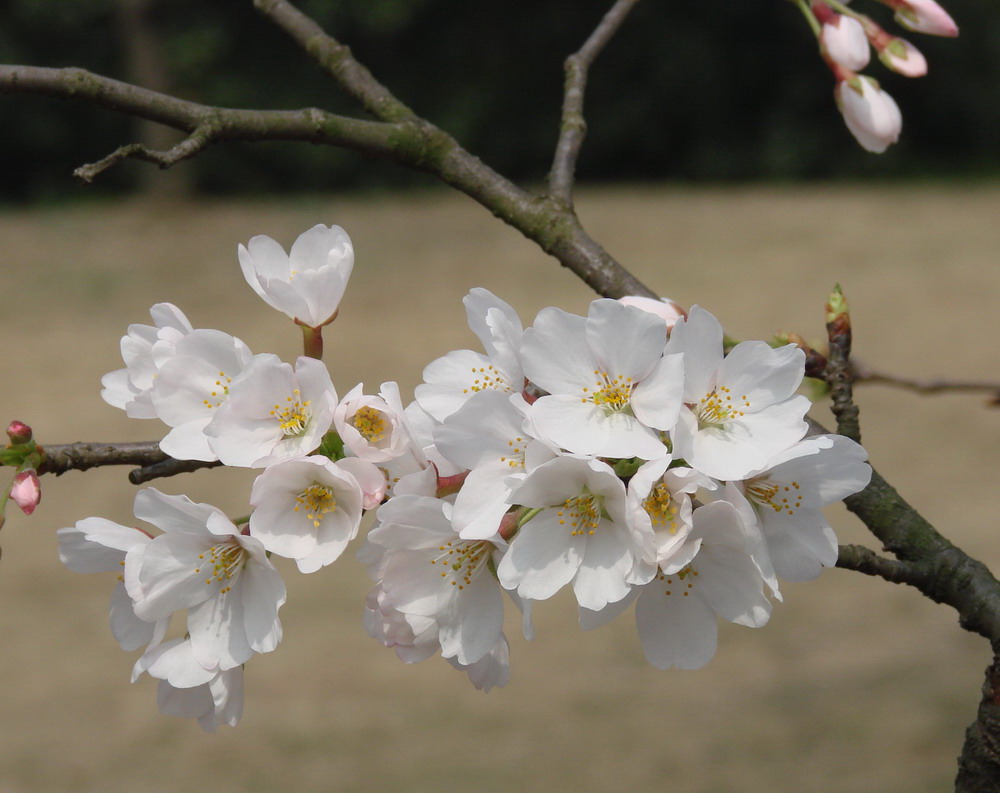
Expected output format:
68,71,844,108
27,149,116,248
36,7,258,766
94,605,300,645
548,0,642,204
37,441,219,484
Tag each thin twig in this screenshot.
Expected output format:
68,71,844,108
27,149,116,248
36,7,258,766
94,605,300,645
74,133,212,183
548,0,643,205
824,285,861,442
853,362,1000,403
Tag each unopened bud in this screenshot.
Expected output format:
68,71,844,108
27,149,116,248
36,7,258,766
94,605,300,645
10,470,41,516
890,0,958,37
617,296,688,332
878,37,927,77
6,421,32,445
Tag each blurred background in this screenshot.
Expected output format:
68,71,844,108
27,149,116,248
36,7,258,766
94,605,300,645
1,2,999,792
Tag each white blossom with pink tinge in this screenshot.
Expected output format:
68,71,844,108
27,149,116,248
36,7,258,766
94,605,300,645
239,224,354,328
834,75,902,153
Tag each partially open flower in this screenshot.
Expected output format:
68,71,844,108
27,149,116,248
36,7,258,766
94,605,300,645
239,224,354,329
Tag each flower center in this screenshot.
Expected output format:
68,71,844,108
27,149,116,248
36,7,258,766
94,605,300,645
696,385,750,429
656,563,699,597
429,539,493,590
498,436,526,469
193,538,248,595
583,370,635,414
271,388,312,437
293,482,338,528
461,364,511,396
556,491,604,537
643,482,680,533
201,370,234,410
352,406,387,442
746,477,802,515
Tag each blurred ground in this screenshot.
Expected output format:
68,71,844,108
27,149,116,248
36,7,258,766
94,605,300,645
0,183,997,793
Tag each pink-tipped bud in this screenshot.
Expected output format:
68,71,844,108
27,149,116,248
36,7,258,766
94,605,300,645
879,37,928,76
814,4,871,72
6,421,32,445
890,0,958,37
835,75,902,153
617,296,688,332
10,470,41,516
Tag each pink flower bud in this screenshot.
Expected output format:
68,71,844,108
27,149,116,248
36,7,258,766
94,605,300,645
891,0,958,37
10,470,41,516
878,37,928,76
818,11,871,72
835,76,902,153
6,421,32,444
617,296,687,331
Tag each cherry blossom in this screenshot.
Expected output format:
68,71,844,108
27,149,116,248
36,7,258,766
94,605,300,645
723,434,872,581
239,224,354,328
666,305,809,482
415,288,525,422
101,303,193,418
123,488,286,671
521,299,684,459
365,495,506,665
249,455,372,573
204,354,337,467
57,517,159,651
133,638,244,732
149,329,254,461
582,500,771,670
498,455,653,611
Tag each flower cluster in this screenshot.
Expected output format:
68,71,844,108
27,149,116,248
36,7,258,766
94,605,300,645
800,0,957,152
58,222,871,731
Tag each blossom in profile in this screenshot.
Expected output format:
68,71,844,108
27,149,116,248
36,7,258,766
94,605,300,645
835,75,902,153
101,303,193,418
365,495,507,666
239,224,354,328
415,288,525,422
132,638,244,732
149,329,254,461
123,488,286,671
57,516,159,651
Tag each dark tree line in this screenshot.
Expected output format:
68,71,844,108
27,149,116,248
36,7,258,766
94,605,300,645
2,0,998,202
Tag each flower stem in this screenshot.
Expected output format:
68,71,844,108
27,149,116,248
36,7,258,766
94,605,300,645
299,323,324,359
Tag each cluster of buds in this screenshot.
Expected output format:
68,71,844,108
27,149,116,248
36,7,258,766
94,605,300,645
803,0,958,152
52,221,871,731
2,420,41,521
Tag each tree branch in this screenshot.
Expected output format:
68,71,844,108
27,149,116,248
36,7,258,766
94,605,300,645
853,362,1000,404
37,441,220,484
253,0,416,123
548,0,643,205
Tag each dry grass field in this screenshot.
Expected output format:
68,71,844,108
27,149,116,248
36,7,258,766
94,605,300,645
0,183,998,793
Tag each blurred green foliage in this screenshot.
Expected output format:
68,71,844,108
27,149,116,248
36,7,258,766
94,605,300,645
1,0,997,202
